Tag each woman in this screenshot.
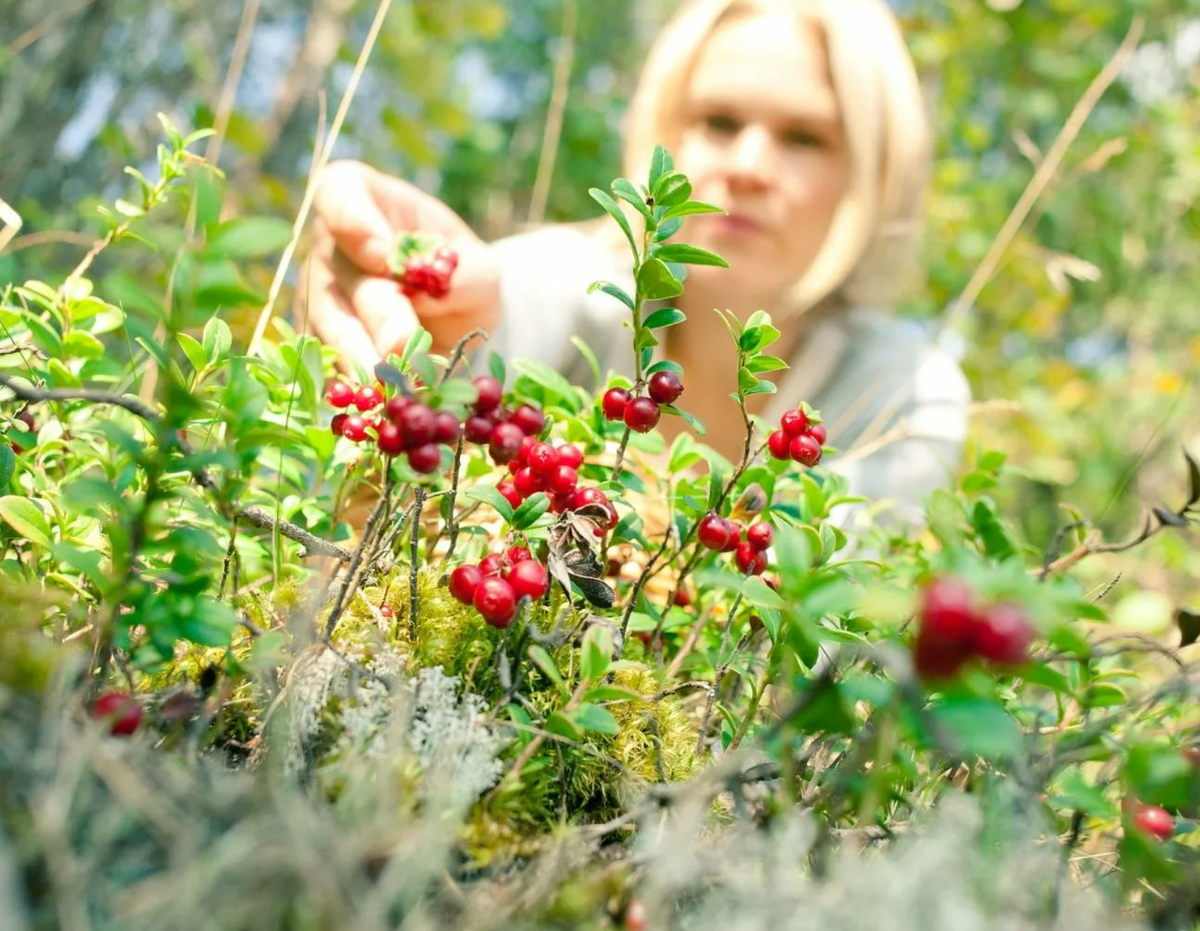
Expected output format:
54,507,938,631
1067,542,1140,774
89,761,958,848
302,0,970,525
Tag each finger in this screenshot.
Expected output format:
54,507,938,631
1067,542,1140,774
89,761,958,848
312,160,396,276
330,247,422,361
298,244,384,375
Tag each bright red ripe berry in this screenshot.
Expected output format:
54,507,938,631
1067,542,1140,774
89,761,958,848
808,422,827,445
746,522,773,552
90,691,142,736
568,487,608,511
971,602,1034,667
325,381,356,409
449,565,483,605
509,559,549,602
1134,803,1175,841
556,443,584,470
431,410,460,445
472,375,503,414
497,480,523,511
426,258,454,298
516,435,537,464
474,576,518,627
647,370,685,405
735,540,767,575
603,501,620,530
698,513,733,551
490,422,526,463
406,443,442,474
673,588,692,607
767,429,791,461
384,394,410,423
508,404,546,437
398,403,435,449
549,466,578,495
376,422,406,456
790,434,822,467
505,545,532,566
722,521,742,552
434,246,459,269
341,415,370,443
624,397,661,433
526,442,559,474
464,415,494,444
354,385,383,411
513,468,539,499
602,387,632,421
478,553,503,577
780,409,809,436
330,413,348,437
379,604,394,619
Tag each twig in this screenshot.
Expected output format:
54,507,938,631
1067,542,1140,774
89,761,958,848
323,471,396,638
442,434,467,563
526,0,578,225
407,486,426,638
609,426,634,484
438,327,490,385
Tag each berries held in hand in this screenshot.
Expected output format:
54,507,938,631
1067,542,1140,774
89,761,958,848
1134,803,1175,841
341,415,370,443
354,385,384,411
508,404,546,437
556,443,584,470
647,370,684,405
971,602,1034,667
406,443,442,474
780,408,809,436
602,387,632,421
735,540,768,575
325,381,356,409
431,410,461,445
91,691,142,736
624,397,661,433
376,422,406,456
473,375,503,414
789,434,822,467
746,522,774,552
490,422,526,463
449,565,483,605
767,429,791,461
464,415,494,445
473,576,518,627
330,413,348,437
509,559,549,602
698,512,734,551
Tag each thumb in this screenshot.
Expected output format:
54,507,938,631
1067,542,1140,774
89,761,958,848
312,161,396,276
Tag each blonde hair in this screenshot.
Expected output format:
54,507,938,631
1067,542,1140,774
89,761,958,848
621,0,932,315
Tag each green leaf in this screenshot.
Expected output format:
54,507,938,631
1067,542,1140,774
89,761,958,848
738,366,759,395
643,307,686,330
636,259,684,301
570,336,601,389
528,645,566,692
465,485,514,523
928,697,1024,760
62,330,105,359
712,308,743,341
397,326,433,372
646,359,683,378
611,178,654,221
660,404,705,436
488,350,506,386
652,171,692,207
545,710,583,742
512,493,550,530
22,313,63,356
648,146,673,190
662,200,725,220
1085,683,1128,707
177,598,237,647
587,280,636,312
178,332,208,374
49,542,105,590
590,188,637,256
653,217,683,242
512,357,576,406
653,243,729,268
203,317,233,363
573,703,620,735
746,354,788,375
738,324,781,353
0,496,52,547
581,624,612,681
971,500,1016,560
1051,770,1118,817
742,575,786,610
0,446,13,487
204,216,294,258
584,685,641,703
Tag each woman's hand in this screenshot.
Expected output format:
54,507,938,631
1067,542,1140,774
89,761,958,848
300,160,501,372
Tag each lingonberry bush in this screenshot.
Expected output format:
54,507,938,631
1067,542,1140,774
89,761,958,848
3,124,1200,930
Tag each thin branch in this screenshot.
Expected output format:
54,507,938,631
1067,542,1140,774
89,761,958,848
527,0,578,225
407,486,426,639
438,327,490,385
324,471,396,639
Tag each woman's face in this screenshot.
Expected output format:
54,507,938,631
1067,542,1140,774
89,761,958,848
673,11,851,306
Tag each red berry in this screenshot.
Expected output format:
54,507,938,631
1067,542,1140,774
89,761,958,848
568,487,607,510
920,577,980,648
341,415,370,443
698,513,733,551
376,422,406,456
624,397,661,433
325,381,356,409
497,480,523,511
435,246,459,269
913,626,971,681
431,410,460,445
673,588,692,607
549,465,578,495
490,422,526,464
507,458,524,476
808,422,827,445
464,415,494,444
647,370,685,405
602,387,632,421
526,442,559,474
398,403,435,449
406,443,442,474
478,553,503,578
746,522,773,551
427,258,454,298
473,376,503,414
330,413,348,437
721,520,742,552
401,256,429,296
625,899,648,931
556,443,584,470
379,605,394,619
509,559,549,602
516,435,537,464
603,501,620,530
354,385,384,411
449,565,482,605
505,545,532,566
1184,748,1200,768
508,404,546,437
789,434,822,467
513,468,539,499
767,429,791,461
385,394,410,423
735,540,768,575
971,602,1034,667
474,576,518,627
1134,803,1175,841
90,691,142,736
781,409,809,436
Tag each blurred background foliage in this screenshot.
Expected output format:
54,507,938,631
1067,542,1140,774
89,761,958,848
2,0,1199,631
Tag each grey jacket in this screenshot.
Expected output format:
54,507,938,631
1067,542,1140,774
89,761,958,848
483,225,971,525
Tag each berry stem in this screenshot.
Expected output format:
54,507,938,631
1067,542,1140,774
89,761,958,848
323,469,396,639
438,326,491,385
407,486,426,640
441,433,468,564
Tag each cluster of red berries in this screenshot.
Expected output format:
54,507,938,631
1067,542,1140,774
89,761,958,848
90,690,143,736
495,437,618,528
767,408,826,467
601,370,684,434
460,375,550,466
447,545,550,627
395,243,458,300
912,576,1036,680
697,513,772,575
325,379,458,474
